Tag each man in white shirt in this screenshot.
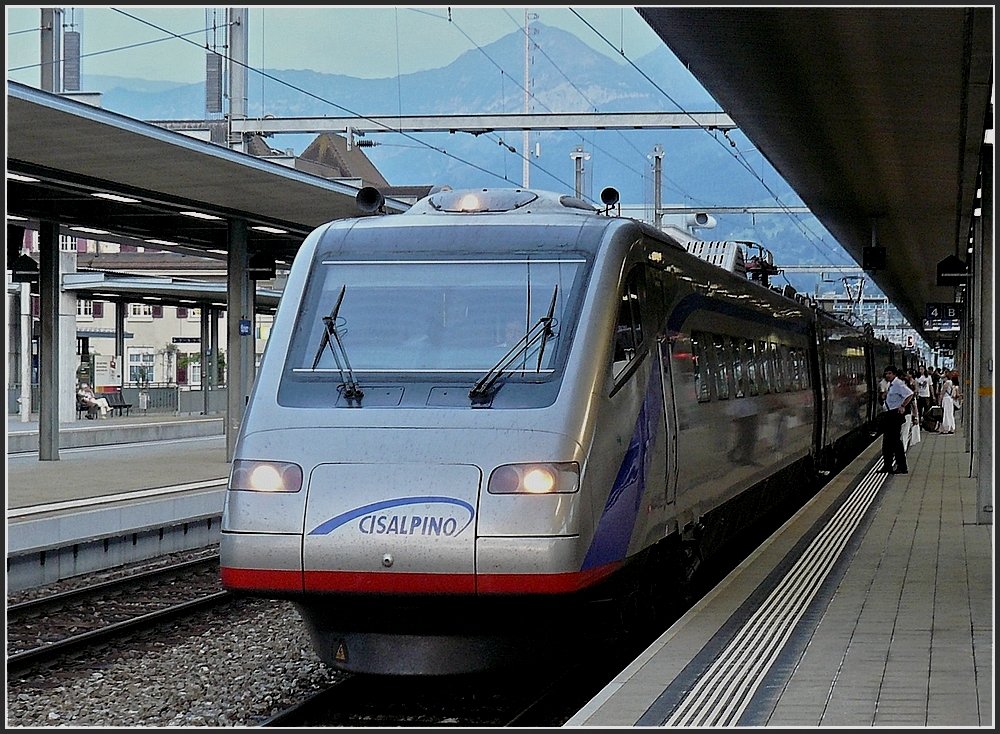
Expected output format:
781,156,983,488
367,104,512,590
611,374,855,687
879,365,914,474
914,366,932,421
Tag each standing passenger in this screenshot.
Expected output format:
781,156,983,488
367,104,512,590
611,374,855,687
879,365,913,474
938,370,958,434
914,365,932,421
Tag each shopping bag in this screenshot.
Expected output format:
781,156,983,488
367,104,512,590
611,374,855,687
910,420,921,445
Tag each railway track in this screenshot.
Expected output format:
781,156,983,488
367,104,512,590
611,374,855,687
257,632,660,727
7,553,232,675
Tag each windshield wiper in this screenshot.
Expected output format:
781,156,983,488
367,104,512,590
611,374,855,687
469,285,558,404
310,285,364,403
534,286,558,372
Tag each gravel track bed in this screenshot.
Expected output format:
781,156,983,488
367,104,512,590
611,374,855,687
8,559,224,655
6,549,344,727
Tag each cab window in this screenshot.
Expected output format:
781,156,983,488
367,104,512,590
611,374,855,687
611,267,645,380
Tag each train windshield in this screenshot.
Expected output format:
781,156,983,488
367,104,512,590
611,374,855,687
290,258,587,374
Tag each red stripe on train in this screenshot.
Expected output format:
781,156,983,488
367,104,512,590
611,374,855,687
305,571,476,593
221,566,303,592
222,563,619,595
476,563,618,593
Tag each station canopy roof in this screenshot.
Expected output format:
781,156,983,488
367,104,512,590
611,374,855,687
6,81,408,271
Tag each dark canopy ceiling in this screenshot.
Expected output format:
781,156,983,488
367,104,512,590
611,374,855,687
639,7,993,338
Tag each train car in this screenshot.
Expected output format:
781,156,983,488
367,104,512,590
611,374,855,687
813,311,877,467
220,186,878,675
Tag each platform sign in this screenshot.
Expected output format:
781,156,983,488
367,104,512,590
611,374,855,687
923,319,961,332
239,319,252,336
925,302,964,321
93,354,122,387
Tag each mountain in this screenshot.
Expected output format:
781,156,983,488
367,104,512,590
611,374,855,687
81,23,852,278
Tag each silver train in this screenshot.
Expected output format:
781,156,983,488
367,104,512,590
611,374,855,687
221,186,904,676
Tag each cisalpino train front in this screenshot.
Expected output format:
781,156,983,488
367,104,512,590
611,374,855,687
220,187,876,675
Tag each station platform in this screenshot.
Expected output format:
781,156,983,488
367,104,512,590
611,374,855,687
6,411,225,456
5,414,994,726
6,413,229,590
566,423,993,728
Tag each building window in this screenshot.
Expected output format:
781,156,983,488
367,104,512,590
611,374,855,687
129,350,155,383
129,303,153,319
77,299,93,318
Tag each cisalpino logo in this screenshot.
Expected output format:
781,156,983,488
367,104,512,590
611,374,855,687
309,496,475,537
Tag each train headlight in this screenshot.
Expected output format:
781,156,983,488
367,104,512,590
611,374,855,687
487,462,579,494
229,460,303,493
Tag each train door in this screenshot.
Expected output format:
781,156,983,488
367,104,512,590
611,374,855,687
646,266,677,507
810,318,829,461
657,336,679,504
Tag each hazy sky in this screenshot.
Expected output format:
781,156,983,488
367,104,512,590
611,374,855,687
6,6,665,85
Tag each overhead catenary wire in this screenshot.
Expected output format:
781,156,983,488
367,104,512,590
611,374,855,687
570,9,856,278
10,5,893,281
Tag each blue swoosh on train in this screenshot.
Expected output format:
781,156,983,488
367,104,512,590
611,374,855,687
309,495,476,535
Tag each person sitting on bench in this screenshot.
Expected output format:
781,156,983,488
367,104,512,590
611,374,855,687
78,382,110,419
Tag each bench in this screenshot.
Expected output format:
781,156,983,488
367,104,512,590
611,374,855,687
105,389,132,417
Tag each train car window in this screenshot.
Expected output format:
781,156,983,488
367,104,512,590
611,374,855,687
757,340,771,394
772,342,785,392
794,348,809,390
713,335,731,399
731,336,745,397
611,267,645,380
782,345,795,391
692,331,711,402
745,339,760,396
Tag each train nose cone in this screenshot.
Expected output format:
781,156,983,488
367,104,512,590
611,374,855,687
302,462,482,593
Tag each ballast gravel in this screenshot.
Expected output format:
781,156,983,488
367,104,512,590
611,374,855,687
6,549,343,728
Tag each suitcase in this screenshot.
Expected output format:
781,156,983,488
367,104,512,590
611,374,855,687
927,405,943,422
921,417,939,433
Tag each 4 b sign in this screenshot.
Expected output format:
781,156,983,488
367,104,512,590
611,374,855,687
925,303,963,321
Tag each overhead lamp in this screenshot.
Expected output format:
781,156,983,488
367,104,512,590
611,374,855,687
146,238,178,247
70,226,109,235
7,172,40,183
180,210,223,221
7,214,29,221
251,225,288,234
936,254,969,287
11,253,38,283
92,192,141,204
248,250,276,280
862,246,886,270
